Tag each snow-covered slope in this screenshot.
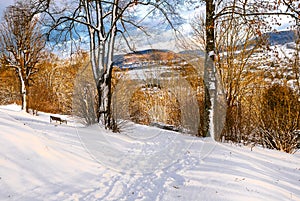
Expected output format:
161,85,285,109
0,105,299,201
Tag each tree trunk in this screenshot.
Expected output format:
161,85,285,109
18,70,29,112
97,68,113,129
204,0,217,138
21,84,27,112
96,0,118,130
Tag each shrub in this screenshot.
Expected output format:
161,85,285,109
73,68,98,126
259,84,300,153
0,69,20,105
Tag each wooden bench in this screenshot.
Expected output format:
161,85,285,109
50,115,67,124
150,122,181,132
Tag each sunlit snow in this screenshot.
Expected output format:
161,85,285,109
0,104,299,200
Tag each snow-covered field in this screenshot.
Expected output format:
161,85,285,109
0,104,299,201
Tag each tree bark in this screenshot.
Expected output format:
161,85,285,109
204,0,217,138
97,68,113,129
18,69,29,112
96,0,118,129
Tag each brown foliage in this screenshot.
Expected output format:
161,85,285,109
111,51,206,136
0,69,20,105
258,84,300,153
129,85,181,127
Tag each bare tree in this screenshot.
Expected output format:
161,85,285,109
193,0,300,139
48,0,179,129
0,0,48,112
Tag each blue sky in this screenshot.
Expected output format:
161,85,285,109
0,0,293,31
0,0,14,18
0,0,294,53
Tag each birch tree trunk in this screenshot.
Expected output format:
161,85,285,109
18,70,28,112
83,0,118,129
97,71,113,128
204,0,217,138
97,0,118,128
51,0,178,129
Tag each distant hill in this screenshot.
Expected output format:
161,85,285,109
113,49,177,67
126,49,170,55
234,30,295,51
263,30,295,45
113,54,125,66
179,50,205,57
113,30,295,66
113,49,206,67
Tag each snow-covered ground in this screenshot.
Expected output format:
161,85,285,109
0,104,299,201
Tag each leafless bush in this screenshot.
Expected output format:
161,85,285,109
111,69,133,132
111,62,203,135
73,66,98,126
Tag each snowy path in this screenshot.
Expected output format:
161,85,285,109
0,105,299,201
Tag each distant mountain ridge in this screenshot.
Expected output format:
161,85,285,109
263,30,295,45
179,50,205,56
113,49,206,67
113,30,296,66
113,49,175,66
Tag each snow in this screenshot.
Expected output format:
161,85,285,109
0,104,300,201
